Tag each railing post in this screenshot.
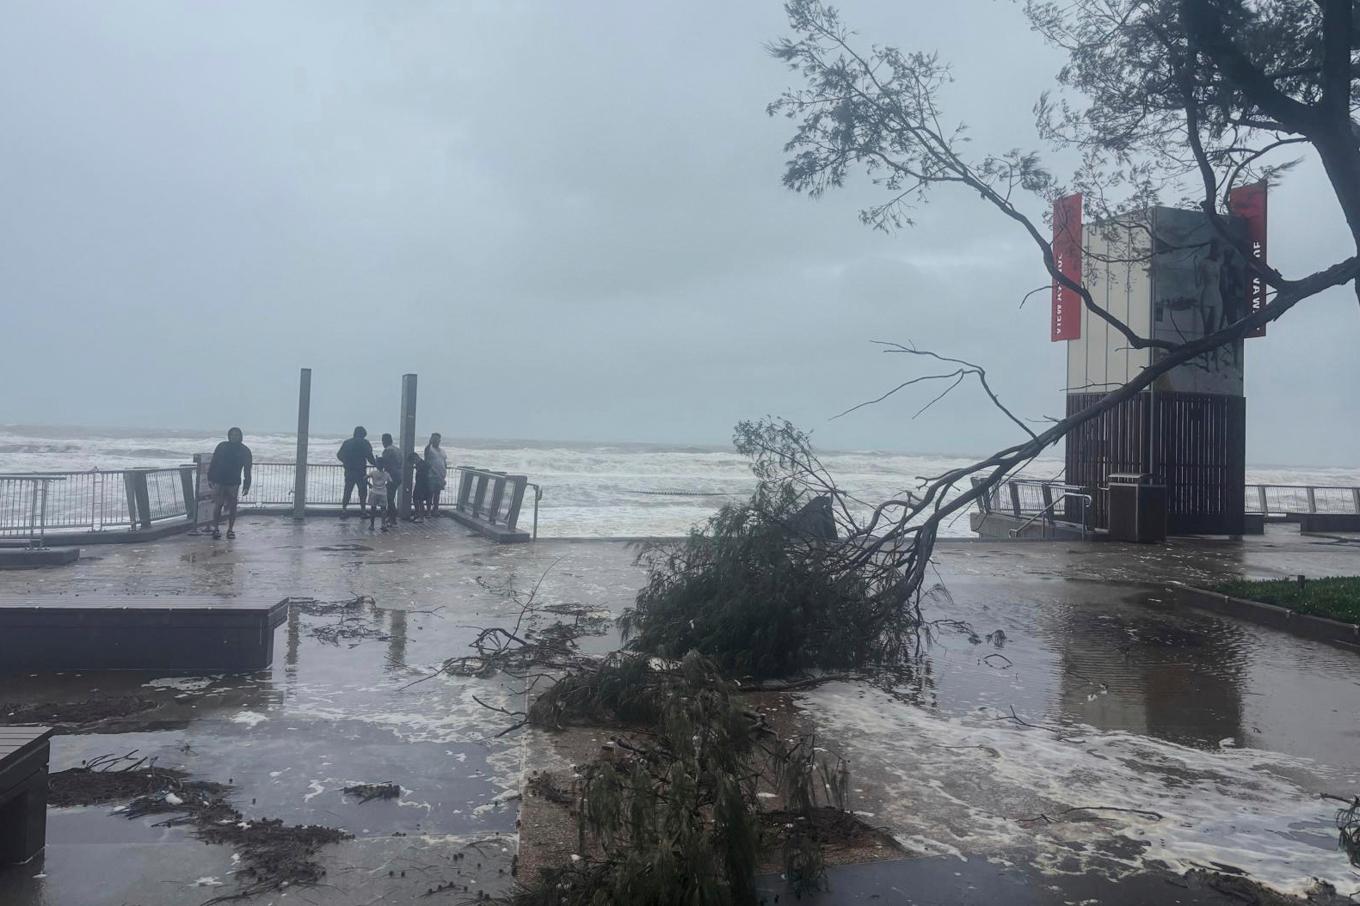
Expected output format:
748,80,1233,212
123,470,139,530
472,474,490,518
1257,485,1268,516
180,466,196,524
1008,481,1022,517
1306,486,1317,514
27,479,42,548
503,476,527,532
133,470,152,529
1352,487,1360,514
456,469,474,511
1040,484,1054,523
970,477,991,514
293,367,312,520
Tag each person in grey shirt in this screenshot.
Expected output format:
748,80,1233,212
379,433,403,526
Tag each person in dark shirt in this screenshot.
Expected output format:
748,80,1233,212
207,427,252,540
410,452,430,521
337,426,375,518
379,433,403,527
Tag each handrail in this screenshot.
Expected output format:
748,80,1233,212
1008,491,1092,540
1244,483,1360,491
0,475,67,548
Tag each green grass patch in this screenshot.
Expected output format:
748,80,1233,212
1214,576,1360,623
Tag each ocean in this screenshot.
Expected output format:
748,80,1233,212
1,425,1356,538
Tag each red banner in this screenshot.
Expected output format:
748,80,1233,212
1229,181,1268,338
1051,193,1082,341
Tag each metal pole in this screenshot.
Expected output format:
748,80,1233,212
293,367,312,521
398,373,417,520
37,480,49,549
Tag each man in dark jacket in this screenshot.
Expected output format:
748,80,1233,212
379,433,403,526
208,427,252,540
337,426,375,517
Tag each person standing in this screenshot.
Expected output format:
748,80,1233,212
410,451,430,521
365,461,390,531
207,427,252,540
337,426,375,518
380,432,403,527
424,433,448,515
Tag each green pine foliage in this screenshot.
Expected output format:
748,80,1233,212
514,652,793,906
620,419,921,679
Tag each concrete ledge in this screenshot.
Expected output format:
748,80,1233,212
1168,585,1360,650
449,510,531,543
0,548,80,570
1297,513,1360,533
0,520,193,548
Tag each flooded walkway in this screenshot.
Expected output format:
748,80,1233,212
0,516,644,905
0,520,1356,902
799,532,1360,900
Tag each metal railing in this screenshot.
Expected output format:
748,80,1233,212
453,466,534,537
233,463,397,509
0,468,194,539
974,478,1087,518
1245,484,1360,518
974,480,1360,530
0,460,545,540
0,475,67,547
1008,491,1092,539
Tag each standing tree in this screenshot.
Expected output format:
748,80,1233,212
767,0,1360,596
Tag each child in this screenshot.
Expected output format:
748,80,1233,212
366,463,390,531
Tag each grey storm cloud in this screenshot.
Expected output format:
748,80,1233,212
0,0,1355,465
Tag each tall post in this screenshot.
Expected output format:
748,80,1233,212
398,373,417,520
292,368,312,520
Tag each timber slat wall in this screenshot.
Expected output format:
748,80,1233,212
1065,391,1245,535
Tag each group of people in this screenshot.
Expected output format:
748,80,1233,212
337,426,448,531
203,426,449,538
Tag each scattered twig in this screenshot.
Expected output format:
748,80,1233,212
1016,805,1164,826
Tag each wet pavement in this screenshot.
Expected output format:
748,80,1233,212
0,515,645,905
796,529,1360,901
0,519,1357,903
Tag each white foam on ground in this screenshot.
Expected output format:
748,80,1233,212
145,676,219,692
798,683,1360,896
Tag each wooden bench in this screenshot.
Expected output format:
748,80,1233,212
0,726,54,865
0,596,290,673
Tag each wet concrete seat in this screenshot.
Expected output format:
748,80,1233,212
0,727,54,865
0,596,289,673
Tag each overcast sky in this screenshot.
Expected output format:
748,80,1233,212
1,1,1355,465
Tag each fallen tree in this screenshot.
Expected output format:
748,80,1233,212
766,0,1360,610
622,419,928,679
511,651,893,905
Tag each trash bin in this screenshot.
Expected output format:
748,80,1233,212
1106,473,1167,543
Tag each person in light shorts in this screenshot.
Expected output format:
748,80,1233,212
366,464,390,531
207,427,252,540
